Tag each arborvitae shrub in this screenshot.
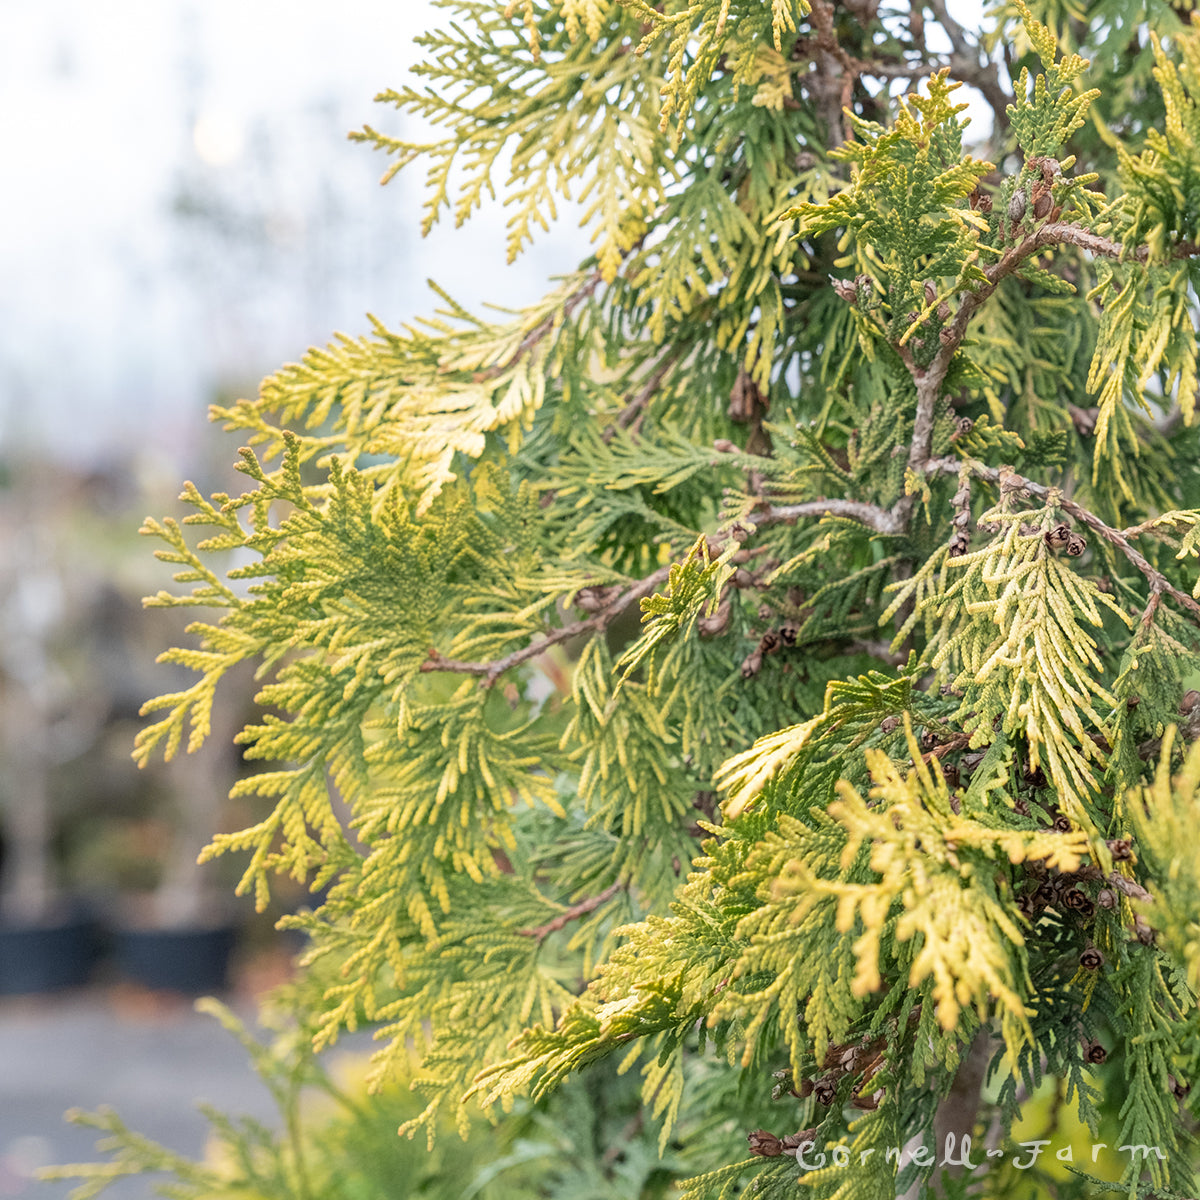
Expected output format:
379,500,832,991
50,1,1200,1197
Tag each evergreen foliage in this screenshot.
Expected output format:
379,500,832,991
54,0,1200,1196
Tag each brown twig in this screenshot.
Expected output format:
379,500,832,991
924,0,1011,138
806,0,855,145
519,881,624,940
604,346,686,443
473,269,604,382
1140,587,1164,629
423,484,904,687
895,221,1200,528
906,228,1109,470
933,1028,996,1193
858,58,946,78
923,458,1200,623
1106,871,1152,903
421,564,673,686
753,498,905,536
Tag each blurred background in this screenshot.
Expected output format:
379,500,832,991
0,2,986,1196
0,3,592,1195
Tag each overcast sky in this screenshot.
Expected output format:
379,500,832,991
0,2,987,478
0,1,592,475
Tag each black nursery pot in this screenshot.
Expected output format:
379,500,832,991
114,923,238,994
0,914,101,994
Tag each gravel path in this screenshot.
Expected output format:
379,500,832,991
0,991,282,1200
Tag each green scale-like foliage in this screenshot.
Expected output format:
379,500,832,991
58,1,1200,1199
791,69,994,351
897,499,1133,828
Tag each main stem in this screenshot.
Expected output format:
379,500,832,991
898,1028,995,1200
932,1029,995,1185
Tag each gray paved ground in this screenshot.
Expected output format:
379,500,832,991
0,991,283,1200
